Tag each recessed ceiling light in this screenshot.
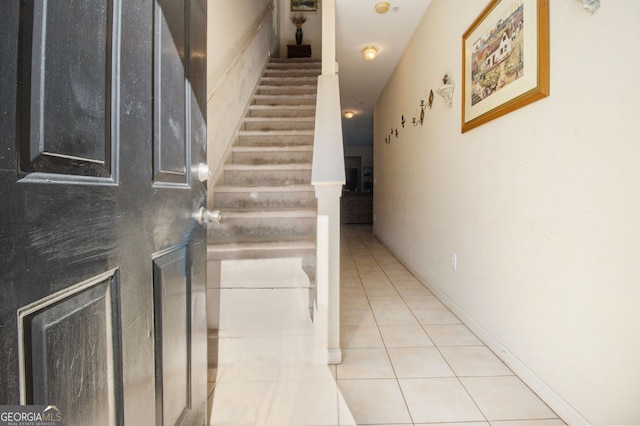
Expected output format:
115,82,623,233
375,2,390,14
362,46,378,61
344,111,355,119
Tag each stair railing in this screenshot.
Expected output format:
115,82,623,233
312,0,344,365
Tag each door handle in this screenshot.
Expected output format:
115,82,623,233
194,207,222,225
193,163,211,182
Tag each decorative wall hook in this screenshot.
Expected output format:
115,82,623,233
579,0,600,14
436,74,455,108
412,100,426,126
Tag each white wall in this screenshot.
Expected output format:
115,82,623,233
206,0,275,198
278,0,322,59
373,1,640,424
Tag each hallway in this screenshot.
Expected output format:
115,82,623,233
338,225,564,425
208,225,566,425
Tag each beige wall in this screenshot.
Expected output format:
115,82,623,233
373,1,640,424
206,0,275,198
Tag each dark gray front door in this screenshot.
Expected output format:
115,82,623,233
0,0,208,424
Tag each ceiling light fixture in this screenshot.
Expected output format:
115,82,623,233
362,46,378,61
344,111,355,119
375,2,390,14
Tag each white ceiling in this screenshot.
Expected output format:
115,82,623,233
335,0,432,146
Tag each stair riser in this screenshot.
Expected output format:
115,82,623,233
247,108,315,118
208,247,316,266
263,71,321,78
232,151,312,165
213,191,317,210
237,134,313,146
224,169,311,186
253,97,316,106
243,120,314,131
260,78,318,87
256,86,317,96
267,63,321,70
208,218,316,241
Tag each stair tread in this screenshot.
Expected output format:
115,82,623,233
249,104,315,109
207,237,316,251
224,163,311,170
213,184,315,193
244,116,314,121
232,145,313,152
220,209,317,218
260,77,318,83
238,129,314,135
253,94,317,100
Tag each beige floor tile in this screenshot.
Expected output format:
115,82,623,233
338,379,412,425
341,309,377,327
363,284,399,297
342,286,366,297
394,283,433,297
439,346,513,377
386,272,420,283
461,376,558,421
359,272,389,282
340,325,385,348
378,325,434,347
341,294,370,310
413,306,462,325
368,295,407,309
361,276,392,286
380,262,409,272
415,423,488,426
403,294,446,311
388,347,454,378
337,348,395,379
264,378,341,426
423,324,483,346
341,277,364,287
372,307,419,326
399,377,485,423
490,420,565,426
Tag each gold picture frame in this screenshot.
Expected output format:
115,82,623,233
462,0,549,133
291,0,318,12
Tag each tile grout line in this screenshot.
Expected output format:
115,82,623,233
347,231,416,426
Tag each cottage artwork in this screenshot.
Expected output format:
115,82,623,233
471,0,524,106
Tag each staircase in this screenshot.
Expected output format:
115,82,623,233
208,58,321,312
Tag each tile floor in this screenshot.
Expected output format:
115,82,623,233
338,225,564,426
207,225,566,425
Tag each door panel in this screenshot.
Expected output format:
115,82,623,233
17,0,115,179
154,1,189,186
153,247,190,425
0,0,208,424
19,270,123,426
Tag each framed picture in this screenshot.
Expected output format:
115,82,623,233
462,0,549,133
291,0,318,12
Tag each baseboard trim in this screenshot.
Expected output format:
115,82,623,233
327,348,342,365
373,235,590,425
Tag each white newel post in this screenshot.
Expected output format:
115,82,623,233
314,185,342,364
312,0,344,364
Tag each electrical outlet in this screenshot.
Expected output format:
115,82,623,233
451,253,457,270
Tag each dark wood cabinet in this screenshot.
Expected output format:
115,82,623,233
287,44,311,58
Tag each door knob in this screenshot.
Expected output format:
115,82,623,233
194,207,222,225
193,163,211,182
